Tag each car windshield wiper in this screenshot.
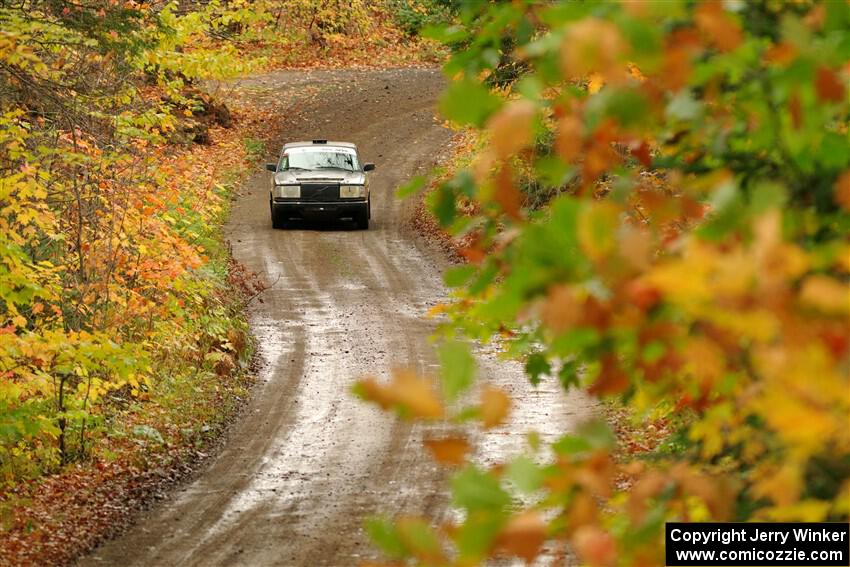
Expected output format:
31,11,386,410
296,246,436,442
284,166,310,171
313,166,352,171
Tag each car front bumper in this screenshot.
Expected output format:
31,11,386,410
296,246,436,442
272,200,367,220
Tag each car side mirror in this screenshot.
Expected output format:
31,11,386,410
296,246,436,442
363,163,375,172
265,163,277,172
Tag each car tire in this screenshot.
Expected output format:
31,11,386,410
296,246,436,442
356,209,369,230
271,204,286,229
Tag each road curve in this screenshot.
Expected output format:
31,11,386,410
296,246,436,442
82,68,594,567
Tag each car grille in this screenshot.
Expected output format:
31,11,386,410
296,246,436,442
300,183,339,201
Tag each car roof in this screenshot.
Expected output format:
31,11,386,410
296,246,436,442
282,140,357,151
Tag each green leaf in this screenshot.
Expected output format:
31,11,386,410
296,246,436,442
444,265,477,288
749,181,787,215
428,183,458,227
422,23,469,44
396,175,427,199
468,262,499,295
550,328,600,357
365,517,407,559
535,156,575,189
524,353,550,385
699,183,746,241
666,90,702,121
454,514,503,560
558,360,580,390
552,434,593,456
439,79,502,127
587,87,651,128
439,340,476,402
579,419,617,450
451,466,511,512
506,456,545,494
516,76,544,99
553,420,616,456
397,518,443,561
818,132,850,169
642,340,666,364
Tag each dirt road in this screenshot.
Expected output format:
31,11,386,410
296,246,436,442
83,68,593,567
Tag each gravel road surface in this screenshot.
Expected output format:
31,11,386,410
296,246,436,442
82,67,593,567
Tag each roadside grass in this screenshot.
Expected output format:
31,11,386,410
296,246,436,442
243,138,267,161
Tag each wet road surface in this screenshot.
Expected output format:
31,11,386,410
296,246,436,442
82,68,594,567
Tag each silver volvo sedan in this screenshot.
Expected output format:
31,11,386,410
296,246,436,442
266,140,375,229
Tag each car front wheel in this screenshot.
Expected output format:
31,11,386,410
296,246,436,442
271,202,286,229
356,202,369,230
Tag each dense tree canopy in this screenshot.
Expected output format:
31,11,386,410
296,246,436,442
0,0,268,479
359,1,850,564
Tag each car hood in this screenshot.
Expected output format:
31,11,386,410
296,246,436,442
274,170,366,184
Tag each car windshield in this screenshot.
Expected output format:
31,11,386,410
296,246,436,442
280,147,359,172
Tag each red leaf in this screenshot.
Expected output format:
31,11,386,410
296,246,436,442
589,354,629,396
629,140,652,167
815,67,846,103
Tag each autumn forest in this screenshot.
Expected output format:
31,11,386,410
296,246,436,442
1,1,848,566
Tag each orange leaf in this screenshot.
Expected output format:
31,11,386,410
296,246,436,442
618,225,653,271
495,511,547,562
582,122,620,185
390,370,444,419
568,491,599,530
683,337,726,388
672,465,736,521
577,200,621,262
764,42,798,66
542,285,581,332
487,165,524,220
573,526,617,567
480,385,511,429
356,370,443,419
488,100,536,159
799,275,849,315
627,472,667,523
695,1,742,52
804,3,826,30
423,436,470,467
660,46,692,91
561,18,626,83
556,114,584,162
356,377,395,410
458,244,487,264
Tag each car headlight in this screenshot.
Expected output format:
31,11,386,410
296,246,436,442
276,185,300,198
340,184,366,198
